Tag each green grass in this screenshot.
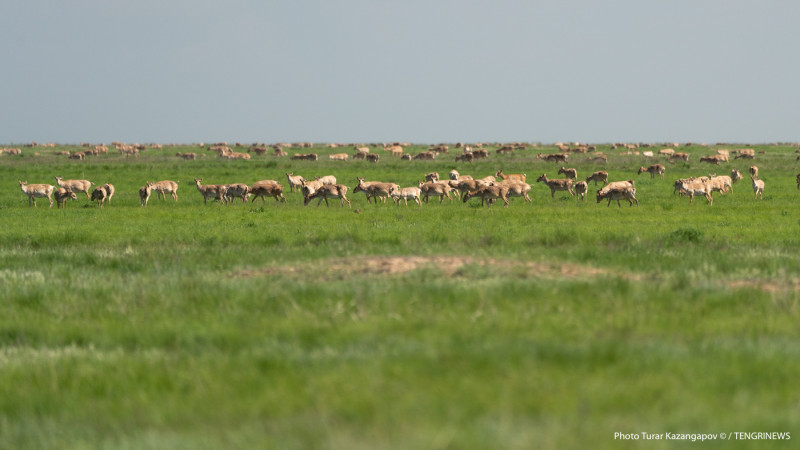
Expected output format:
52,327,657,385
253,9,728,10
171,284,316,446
1,143,799,449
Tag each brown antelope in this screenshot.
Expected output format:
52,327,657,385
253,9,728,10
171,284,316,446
596,187,639,207
731,169,744,185
194,178,225,205
637,164,666,179
557,167,577,179
249,181,286,203
462,185,510,208
91,185,110,208
139,182,154,207
536,174,575,198
586,171,608,186
498,180,532,204
54,187,77,209
223,183,249,204
304,184,351,207
418,180,453,203
354,178,397,204
19,181,55,207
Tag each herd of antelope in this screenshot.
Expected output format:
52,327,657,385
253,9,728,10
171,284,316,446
17,163,791,209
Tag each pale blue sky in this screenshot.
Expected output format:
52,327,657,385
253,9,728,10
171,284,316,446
1,0,797,144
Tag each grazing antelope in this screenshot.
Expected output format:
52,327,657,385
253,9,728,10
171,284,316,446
139,182,154,207
462,185,510,208
19,181,55,207
151,180,178,201
54,176,93,199
637,164,666,179
54,187,77,209
536,174,575,198
194,178,225,205
249,181,286,203
596,187,639,207
304,184,351,207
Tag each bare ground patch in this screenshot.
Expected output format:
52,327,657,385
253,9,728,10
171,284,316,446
231,256,614,281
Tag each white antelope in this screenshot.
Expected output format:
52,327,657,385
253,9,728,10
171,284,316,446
19,181,54,207
391,187,422,206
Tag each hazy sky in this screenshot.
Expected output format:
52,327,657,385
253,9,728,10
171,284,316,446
1,0,797,144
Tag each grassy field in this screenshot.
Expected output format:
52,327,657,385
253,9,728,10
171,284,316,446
1,142,799,449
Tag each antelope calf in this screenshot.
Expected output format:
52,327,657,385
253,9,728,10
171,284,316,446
536,174,575,198
19,181,55,207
